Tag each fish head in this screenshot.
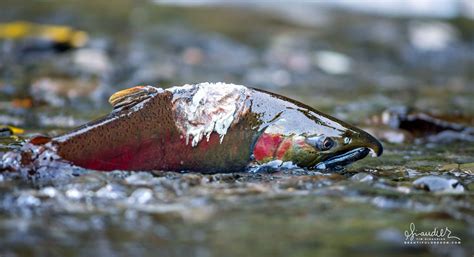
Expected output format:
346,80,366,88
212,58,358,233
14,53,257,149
258,113,383,170
302,128,383,170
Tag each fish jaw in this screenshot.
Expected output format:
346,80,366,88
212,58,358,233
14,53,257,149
314,147,370,170
313,129,383,170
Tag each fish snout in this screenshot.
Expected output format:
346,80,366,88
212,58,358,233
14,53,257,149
313,130,383,170
357,131,383,157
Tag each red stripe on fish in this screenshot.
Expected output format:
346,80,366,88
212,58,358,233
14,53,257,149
275,138,292,160
253,133,284,162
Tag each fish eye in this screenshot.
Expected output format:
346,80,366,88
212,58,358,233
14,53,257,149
306,136,335,151
321,137,335,151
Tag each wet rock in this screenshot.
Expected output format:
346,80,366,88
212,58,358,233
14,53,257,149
39,186,59,198
404,168,422,178
395,186,411,194
65,188,83,199
204,173,240,184
426,130,474,143
369,106,474,143
128,188,154,205
314,50,352,75
16,193,41,207
385,107,472,131
350,172,374,182
125,172,156,186
95,184,128,199
31,77,100,107
72,48,111,75
408,21,458,51
248,160,299,173
181,174,203,187
413,176,464,193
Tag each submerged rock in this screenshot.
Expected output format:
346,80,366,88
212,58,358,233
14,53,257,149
30,77,101,107
413,176,464,193
350,172,374,183
408,21,458,52
314,50,352,75
368,106,474,144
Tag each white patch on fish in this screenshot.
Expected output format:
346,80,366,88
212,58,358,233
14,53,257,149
167,82,251,147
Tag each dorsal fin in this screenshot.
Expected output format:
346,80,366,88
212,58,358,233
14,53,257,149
108,86,161,110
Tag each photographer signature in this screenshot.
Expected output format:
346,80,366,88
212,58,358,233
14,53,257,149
404,222,461,241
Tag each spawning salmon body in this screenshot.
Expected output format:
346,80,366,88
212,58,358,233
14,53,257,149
3,82,383,173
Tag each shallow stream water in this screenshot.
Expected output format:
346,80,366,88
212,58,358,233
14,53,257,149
0,1,473,256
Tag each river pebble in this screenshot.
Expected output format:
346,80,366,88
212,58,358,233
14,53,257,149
413,176,464,193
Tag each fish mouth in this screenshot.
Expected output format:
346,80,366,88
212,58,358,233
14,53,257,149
314,147,370,170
